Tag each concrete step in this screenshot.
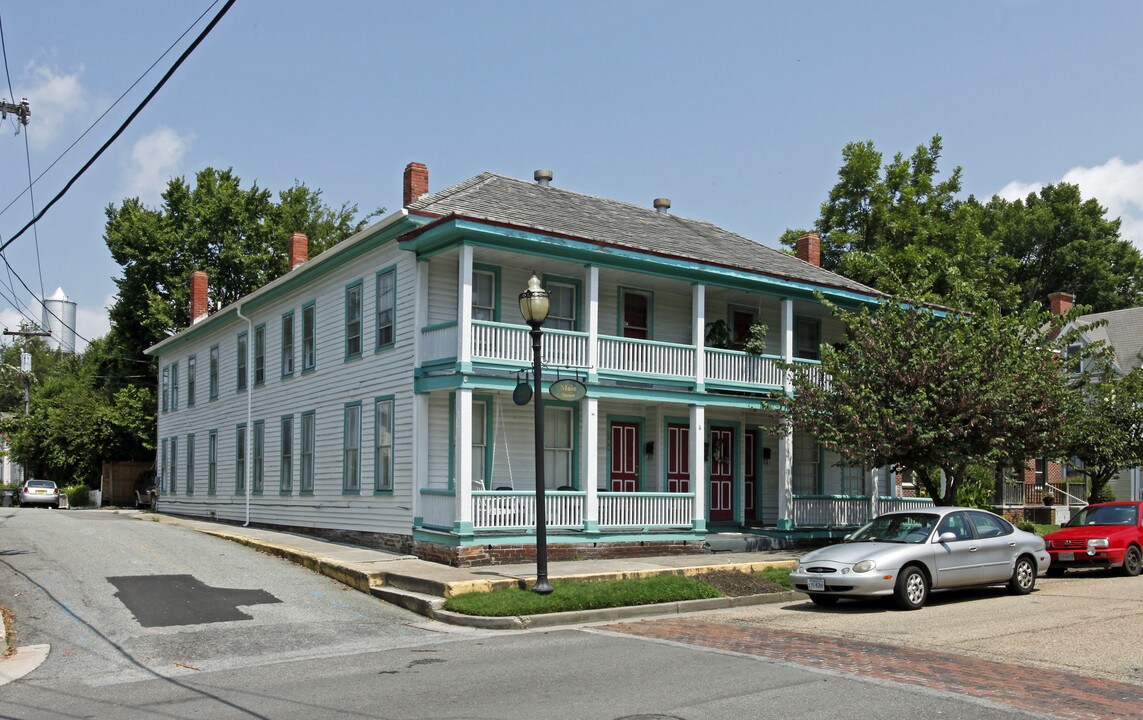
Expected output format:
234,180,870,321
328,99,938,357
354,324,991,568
704,532,788,553
370,584,445,618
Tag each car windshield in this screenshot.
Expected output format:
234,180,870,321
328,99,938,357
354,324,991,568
846,513,939,543
27,480,54,489
1066,505,1138,527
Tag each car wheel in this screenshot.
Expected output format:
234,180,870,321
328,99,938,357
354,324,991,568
1121,546,1142,577
809,594,839,607
1008,555,1036,594
894,565,928,610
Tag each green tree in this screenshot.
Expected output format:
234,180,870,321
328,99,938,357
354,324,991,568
104,167,378,359
782,135,1018,311
978,183,1143,313
780,300,1075,505
1059,360,1143,503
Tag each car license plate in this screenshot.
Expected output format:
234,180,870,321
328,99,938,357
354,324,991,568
1058,552,1074,562
807,577,825,592
34,489,44,494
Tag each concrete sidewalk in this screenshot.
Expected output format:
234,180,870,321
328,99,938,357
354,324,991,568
142,512,804,629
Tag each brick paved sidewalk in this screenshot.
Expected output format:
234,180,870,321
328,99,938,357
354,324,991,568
606,618,1142,720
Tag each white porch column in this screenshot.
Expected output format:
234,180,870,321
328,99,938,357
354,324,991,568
583,396,600,532
869,466,878,519
692,283,706,392
413,392,428,521
586,265,599,382
457,246,474,369
413,258,428,367
777,426,794,530
781,298,794,391
689,404,707,531
455,388,474,529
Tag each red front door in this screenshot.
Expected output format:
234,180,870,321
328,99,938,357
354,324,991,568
745,430,757,521
610,422,639,491
667,423,690,493
709,426,734,521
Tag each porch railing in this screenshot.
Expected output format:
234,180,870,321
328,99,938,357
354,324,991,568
1000,482,1088,507
705,348,783,387
419,489,694,532
598,492,694,528
792,494,935,527
598,337,695,379
471,490,584,530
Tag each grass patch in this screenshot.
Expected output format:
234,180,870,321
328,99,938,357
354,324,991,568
442,573,722,617
758,566,792,588
1034,523,1061,535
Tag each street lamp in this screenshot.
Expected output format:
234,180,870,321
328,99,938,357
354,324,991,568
519,273,553,594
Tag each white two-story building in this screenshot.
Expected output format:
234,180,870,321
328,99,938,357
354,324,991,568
147,164,927,566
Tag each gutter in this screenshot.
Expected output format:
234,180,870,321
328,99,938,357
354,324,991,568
236,303,253,526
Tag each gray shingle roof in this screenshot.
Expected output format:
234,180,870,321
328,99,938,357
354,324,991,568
407,172,882,298
1077,306,1143,372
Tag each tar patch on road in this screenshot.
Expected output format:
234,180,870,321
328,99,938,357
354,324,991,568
108,574,282,627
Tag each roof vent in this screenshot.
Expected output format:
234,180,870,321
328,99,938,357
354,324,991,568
534,169,553,187
653,197,671,213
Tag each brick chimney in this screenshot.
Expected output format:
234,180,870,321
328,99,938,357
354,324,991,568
190,271,209,325
288,232,308,271
1048,291,1075,316
796,232,821,267
403,162,429,206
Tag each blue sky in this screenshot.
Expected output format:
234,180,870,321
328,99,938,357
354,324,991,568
1,1,1142,349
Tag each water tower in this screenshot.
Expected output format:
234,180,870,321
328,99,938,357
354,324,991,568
42,286,77,354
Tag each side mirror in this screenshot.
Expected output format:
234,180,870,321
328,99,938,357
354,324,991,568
937,531,958,544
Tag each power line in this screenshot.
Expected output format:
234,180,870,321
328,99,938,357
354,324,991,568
0,0,223,221
0,0,238,255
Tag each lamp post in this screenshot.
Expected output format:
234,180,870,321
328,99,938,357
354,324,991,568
519,273,553,594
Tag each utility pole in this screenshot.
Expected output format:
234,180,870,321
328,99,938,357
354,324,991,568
0,99,30,134
4,327,50,481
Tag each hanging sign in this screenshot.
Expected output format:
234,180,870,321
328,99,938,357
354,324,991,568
512,381,533,406
549,378,587,402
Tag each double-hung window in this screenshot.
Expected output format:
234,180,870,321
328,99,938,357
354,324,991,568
209,345,219,400
345,282,363,358
544,406,573,489
207,430,218,494
170,363,179,411
187,356,196,406
794,317,821,361
237,332,248,391
472,400,488,489
169,437,178,494
281,312,295,377
252,420,265,494
343,403,361,492
792,432,820,494
300,411,315,493
185,434,195,495
254,325,266,385
161,367,170,413
375,268,396,350
545,280,578,331
472,268,497,321
235,424,247,493
374,398,393,492
302,302,316,371
280,416,293,493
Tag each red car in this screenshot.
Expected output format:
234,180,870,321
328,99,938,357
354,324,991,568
1043,501,1143,577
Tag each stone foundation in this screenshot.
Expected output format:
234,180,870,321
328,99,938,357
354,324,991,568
415,539,707,568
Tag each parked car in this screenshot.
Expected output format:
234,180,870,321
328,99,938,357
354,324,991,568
790,507,1051,610
18,479,60,508
1043,501,1143,577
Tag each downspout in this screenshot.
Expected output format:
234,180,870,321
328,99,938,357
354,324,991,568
237,303,253,526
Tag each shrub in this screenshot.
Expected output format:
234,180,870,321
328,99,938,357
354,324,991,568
1015,520,1036,533
62,484,91,507
1095,484,1117,503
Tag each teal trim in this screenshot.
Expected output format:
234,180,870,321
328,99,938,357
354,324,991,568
280,310,295,379
253,324,266,386
606,414,646,491
342,401,362,493
236,331,248,393
301,300,317,373
374,264,397,352
617,286,653,338
396,218,885,308
472,262,502,322
542,273,583,331
776,518,794,531
344,279,364,360
373,395,395,493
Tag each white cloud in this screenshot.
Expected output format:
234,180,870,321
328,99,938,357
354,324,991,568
998,157,1143,249
121,127,191,207
19,63,87,151
73,295,114,351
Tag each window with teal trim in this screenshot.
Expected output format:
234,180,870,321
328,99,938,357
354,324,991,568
343,403,361,491
161,367,169,413
281,312,295,377
170,362,179,411
209,345,219,399
300,411,315,493
207,430,217,494
302,302,316,370
793,432,819,494
374,398,393,492
544,406,573,489
235,424,246,493
545,280,578,331
252,420,265,494
375,269,395,350
236,332,248,391
254,325,266,385
160,438,168,494
472,400,488,489
185,433,195,495
345,281,363,358
169,436,178,494
187,355,196,406
472,269,496,321
280,416,293,493
795,317,821,360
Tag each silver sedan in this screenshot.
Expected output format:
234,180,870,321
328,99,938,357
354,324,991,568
789,506,1051,610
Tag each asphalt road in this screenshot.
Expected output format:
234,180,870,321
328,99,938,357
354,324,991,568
0,508,1044,720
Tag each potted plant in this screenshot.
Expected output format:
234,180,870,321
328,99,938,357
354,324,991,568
1042,494,1055,507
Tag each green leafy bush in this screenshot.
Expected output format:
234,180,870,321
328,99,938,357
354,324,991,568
1015,520,1036,533
62,484,91,507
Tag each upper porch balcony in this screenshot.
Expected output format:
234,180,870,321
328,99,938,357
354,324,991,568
419,320,825,393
